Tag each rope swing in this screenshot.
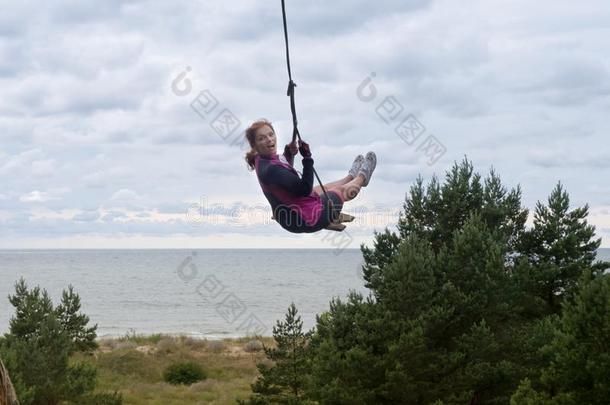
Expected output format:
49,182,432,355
280,0,332,205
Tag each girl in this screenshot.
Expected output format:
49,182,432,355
245,119,376,233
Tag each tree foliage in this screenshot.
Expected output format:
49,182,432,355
511,273,610,405
239,303,315,404
244,158,609,404
0,278,106,405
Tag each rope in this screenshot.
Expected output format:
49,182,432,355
280,0,332,206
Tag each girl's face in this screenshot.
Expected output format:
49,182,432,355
254,125,277,156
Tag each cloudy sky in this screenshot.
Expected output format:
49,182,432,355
1,0,609,249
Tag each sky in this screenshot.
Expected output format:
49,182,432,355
1,0,609,249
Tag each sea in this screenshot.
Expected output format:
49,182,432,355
1,248,608,339
0,249,367,339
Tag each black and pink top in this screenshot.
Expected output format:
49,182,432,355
254,152,325,233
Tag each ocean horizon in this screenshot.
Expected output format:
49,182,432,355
1,248,608,339
0,248,368,339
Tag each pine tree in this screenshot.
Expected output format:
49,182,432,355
362,158,528,295
394,158,527,252
308,292,391,404
520,182,607,313
511,273,610,404
56,285,98,353
383,216,524,404
305,159,610,404
0,278,100,404
308,215,527,404
268,158,609,404
239,303,314,404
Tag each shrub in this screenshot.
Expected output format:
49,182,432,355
163,361,206,385
156,337,179,354
206,340,226,352
179,336,207,351
79,391,124,404
116,330,165,346
113,341,137,351
96,350,155,380
97,338,117,350
244,340,264,353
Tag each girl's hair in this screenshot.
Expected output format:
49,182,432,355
244,119,275,171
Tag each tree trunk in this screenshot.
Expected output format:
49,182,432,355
0,358,19,405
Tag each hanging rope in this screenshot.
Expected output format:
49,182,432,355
280,0,331,204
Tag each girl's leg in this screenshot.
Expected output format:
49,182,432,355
331,174,366,202
313,174,353,196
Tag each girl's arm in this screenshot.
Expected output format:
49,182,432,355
266,157,314,196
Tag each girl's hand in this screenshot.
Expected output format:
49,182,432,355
286,141,298,156
298,140,311,158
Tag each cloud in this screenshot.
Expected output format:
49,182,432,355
221,0,433,41
100,210,128,222
72,210,100,222
0,149,44,175
1,0,609,247
107,188,148,210
527,150,610,169
19,190,55,202
17,187,70,205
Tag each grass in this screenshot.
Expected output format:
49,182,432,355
74,334,274,404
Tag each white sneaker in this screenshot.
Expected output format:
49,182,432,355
348,155,365,178
357,151,377,186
